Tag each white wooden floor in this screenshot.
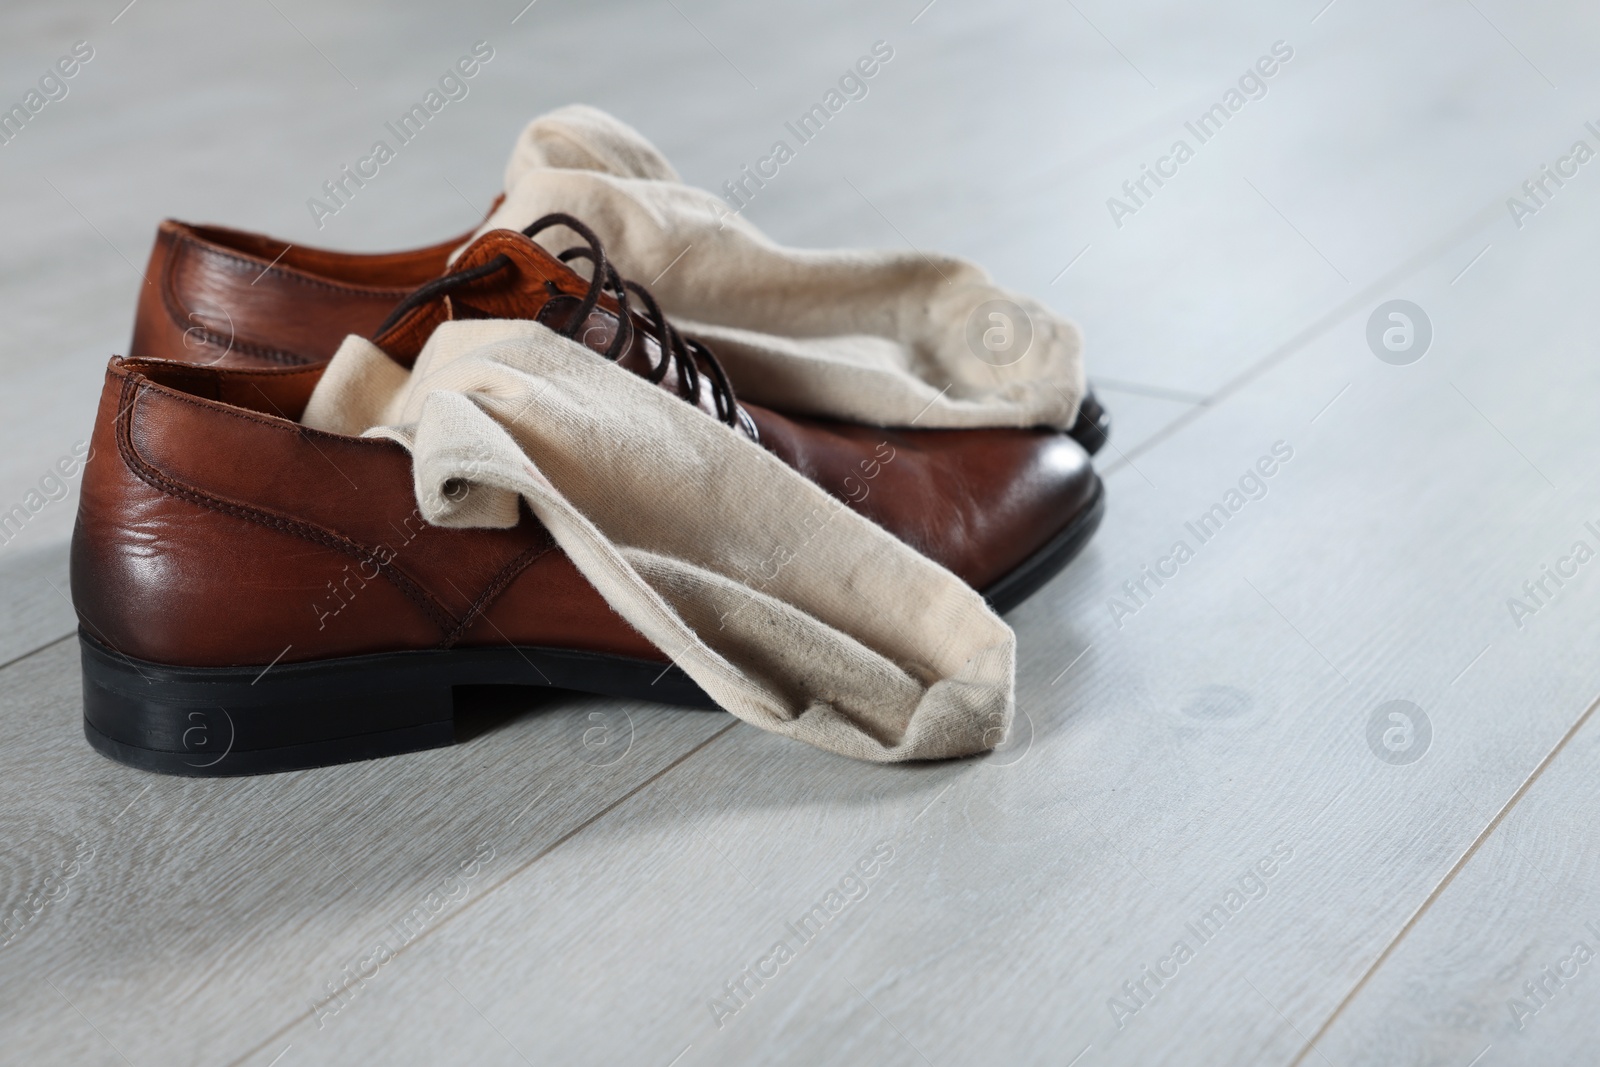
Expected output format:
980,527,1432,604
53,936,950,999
3,0,1599,1063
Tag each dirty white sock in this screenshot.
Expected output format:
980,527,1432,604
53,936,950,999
304,320,1016,762
461,104,1086,432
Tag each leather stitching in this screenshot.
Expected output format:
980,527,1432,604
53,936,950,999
117,359,325,410
181,331,317,368
158,235,316,367
438,535,555,649
115,365,377,444
108,376,563,651
170,228,417,298
113,373,460,638
158,231,409,367
121,360,325,383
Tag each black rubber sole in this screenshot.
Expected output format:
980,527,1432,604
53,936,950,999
81,636,712,777
82,473,1103,777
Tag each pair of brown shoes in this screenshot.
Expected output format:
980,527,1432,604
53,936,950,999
73,204,1107,775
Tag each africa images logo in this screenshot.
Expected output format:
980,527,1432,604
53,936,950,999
1365,701,1430,766
306,41,495,229
0,41,95,148
1105,41,1294,228
706,842,894,1030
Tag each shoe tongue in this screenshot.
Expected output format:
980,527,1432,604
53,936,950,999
372,229,751,436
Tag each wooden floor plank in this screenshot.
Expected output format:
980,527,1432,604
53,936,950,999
1309,689,1600,1067
0,543,76,669
5,1,1600,1065
0,639,732,1066
155,182,1600,1065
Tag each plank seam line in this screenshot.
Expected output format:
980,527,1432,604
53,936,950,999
225,718,740,1067
1102,198,1503,479
0,630,77,676
1287,686,1600,1067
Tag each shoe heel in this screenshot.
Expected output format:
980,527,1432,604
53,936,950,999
79,632,457,777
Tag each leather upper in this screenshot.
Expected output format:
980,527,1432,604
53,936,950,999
132,219,479,369
86,216,1102,668
73,358,662,667
750,410,1095,591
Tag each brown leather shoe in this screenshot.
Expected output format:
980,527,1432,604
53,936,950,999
130,213,1113,455
364,215,1103,604
75,353,684,775
76,215,1102,775
130,210,1105,610
73,345,1100,775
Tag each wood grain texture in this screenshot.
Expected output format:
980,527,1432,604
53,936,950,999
1311,692,1600,1067
209,187,1600,1065
2,0,1599,1065
0,639,733,1066
0,542,75,669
